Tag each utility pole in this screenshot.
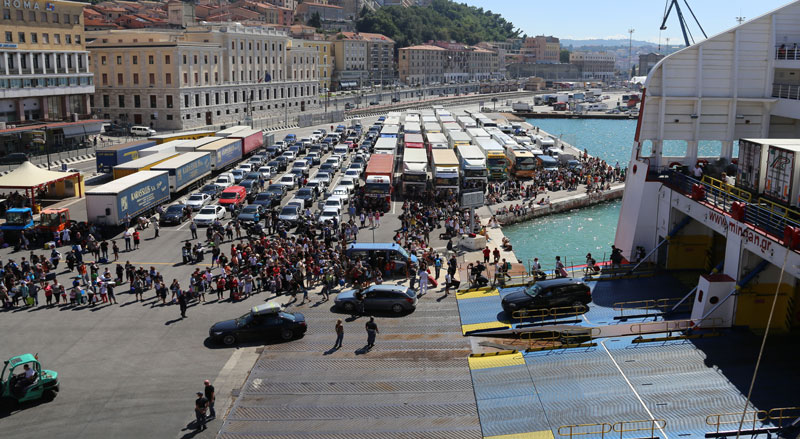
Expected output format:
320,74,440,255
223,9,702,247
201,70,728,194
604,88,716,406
628,28,635,79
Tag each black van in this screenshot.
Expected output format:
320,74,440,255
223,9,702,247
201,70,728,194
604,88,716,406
501,278,591,315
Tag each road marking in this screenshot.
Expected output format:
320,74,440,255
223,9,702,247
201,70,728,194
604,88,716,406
600,340,669,439
176,220,191,231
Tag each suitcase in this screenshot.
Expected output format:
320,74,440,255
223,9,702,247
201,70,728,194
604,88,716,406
98,257,108,264
46,272,57,281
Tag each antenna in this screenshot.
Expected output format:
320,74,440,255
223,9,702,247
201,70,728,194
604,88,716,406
736,16,745,25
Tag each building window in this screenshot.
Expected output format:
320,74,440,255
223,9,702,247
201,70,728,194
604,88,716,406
134,95,140,108
17,32,24,43
117,73,123,85
102,73,108,85
2,9,9,19
166,115,173,120
101,56,106,65
194,95,199,106
75,35,80,44
148,73,154,85
103,95,109,107
183,73,188,84
64,14,70,24
166,95,173,108
4,31,11,43
53,34,59,44
116,56,121,65
132,56,137,65
149,55,154,65
184,95,189,107
165,73,171,85
52,13,58,23
40,12,47,22
133,73,139,85
194,72,198,83
73,15,79,24
65,35,71,44
150,95,156,108
118,95,125,108
16,10,22,20
42,33,48,44
28,11,35,21
165,55,170,64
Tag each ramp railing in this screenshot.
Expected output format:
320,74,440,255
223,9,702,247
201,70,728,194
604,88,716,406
613,419,667,439
558,419,667,439
629,317,724,336
767,407,800,428
705,410,768,435
511,305,587,325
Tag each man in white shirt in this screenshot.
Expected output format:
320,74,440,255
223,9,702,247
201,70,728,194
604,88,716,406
693,164,703,178
418,267,428,296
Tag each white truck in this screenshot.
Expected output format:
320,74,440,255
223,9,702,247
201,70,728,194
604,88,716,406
401,148,429,195
512,102,532,112
456,144,488,190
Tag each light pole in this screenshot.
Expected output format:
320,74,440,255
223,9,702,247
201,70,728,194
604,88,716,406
628,28,635,79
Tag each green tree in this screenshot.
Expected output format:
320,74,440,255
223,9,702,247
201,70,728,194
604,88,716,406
560,49,570,63
307,12,322,29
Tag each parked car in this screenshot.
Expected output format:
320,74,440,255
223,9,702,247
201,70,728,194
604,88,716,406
278,173,298,190
335,284,418,314
0,152,29,165
214,173,234,189
193,205,226,226
230,169,246,183
131,126,156,136
500,278,592,315
218,186,247,211
257,166,273,180
161,204,189,225
185,193,212,211
199,183,223,199
294,187,316,207
208,302,306,345
317,206,340,224
278,204,301,224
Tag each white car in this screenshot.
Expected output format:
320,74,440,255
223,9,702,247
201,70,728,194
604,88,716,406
308,177,327,191
237,163,254,173
283,151,297,161
318,206,340,224
324,156,341,171
338,177,356,193
278,173,297,190
257,166,273,180
343,169,361,180
323,196,345,213
214,173,234,189
331,186,351,204
185,193,211,211
314,172,332,187
193,205,225,226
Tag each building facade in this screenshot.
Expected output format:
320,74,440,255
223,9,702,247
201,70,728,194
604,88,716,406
0,0,94,124
638,52,665,76
398,42,499,85
520,35,560,63
569,51,616,80
88,24,319,131
330,31,393,89
398,44,444,84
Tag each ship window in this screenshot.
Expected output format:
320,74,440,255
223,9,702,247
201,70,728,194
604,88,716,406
663,140,688,157
640,140,653,157
697,290,704,303
699,140,722,157
709,296,719,305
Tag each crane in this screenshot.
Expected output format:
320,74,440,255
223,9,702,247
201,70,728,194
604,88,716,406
660,0,707,47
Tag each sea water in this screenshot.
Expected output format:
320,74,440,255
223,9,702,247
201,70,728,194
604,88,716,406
500,118,635,270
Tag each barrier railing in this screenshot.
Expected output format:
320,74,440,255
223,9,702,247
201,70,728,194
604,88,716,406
511,305,587,325
520,327,600,350
559,419,666,439
767,406,800,428
629,317,724,336
756,197,800,222
773,83,800,100
702,175,752,202
614,298,687,319
612,419,667,439
706,410,768,435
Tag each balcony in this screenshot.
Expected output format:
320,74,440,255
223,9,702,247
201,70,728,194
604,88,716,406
775,45,800,60
772,83,800,100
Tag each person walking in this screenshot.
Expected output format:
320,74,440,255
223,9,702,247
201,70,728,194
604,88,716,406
418,266,428,296
177,289,188,318
153,220,160,239
194,391,209,431
190,220,198,240
112,241,120,261
365,317,378,349
123,229,132,251
333,319,344,349
132,230,140,250
204,380,216,419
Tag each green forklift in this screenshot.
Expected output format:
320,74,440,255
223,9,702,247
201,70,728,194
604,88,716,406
1,353,59,405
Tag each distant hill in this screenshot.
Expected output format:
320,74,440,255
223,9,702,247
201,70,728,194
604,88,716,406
356,0,520,48
561,38,657,48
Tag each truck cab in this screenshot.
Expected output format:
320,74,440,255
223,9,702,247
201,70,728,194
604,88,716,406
1,207,34,232
37,208,71,234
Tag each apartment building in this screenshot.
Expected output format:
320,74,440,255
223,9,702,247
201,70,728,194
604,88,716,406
88,23,319,131
521,35,560,64
570,51,616,80
330,31,393,89
0,0,94,123
398,42,499,85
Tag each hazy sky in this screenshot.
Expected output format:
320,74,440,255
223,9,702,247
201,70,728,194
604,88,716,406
458,0,793,44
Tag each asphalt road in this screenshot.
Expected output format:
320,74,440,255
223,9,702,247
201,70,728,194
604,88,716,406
0,108,462,438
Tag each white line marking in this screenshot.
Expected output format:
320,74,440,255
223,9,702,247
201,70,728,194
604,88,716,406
600,340,669,439
176,220,191,231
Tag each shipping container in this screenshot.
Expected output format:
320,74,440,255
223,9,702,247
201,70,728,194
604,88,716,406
736,138,770,194
174,136,224,152
139,139,188,157
228,128,263,156
426,133,449,151
215,125,251,137
150,152,212,193
763,141,800,206
197,138,243,170
423,122,442,134
148,130,214,144
112,151,180,179
374,137,398,155
404,133,424,149
380,124,400,138
404,122,422,134
447,131,471,149
95,140,156,173
86,171,170,226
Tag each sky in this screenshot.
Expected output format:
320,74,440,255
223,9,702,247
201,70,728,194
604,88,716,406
458,0,793,44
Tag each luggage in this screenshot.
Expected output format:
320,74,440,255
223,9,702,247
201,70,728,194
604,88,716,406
45,241,56,249
98,257,108,264
45,272,57,281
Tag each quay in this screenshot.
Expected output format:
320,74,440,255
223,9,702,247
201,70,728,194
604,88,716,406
512,111,636,120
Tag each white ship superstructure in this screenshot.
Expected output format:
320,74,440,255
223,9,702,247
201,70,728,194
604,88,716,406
616,0,800,331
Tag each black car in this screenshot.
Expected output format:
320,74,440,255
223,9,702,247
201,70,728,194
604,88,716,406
265,146,280,158
161,204,189,225
391,97,400,102
252,192,278,208
209,303,306,345
0,152,29,165
500,278,592,316
294,187,316,207
273,157,288,172
199,183,223,199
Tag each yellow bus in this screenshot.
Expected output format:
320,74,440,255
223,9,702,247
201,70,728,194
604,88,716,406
507,147,536,178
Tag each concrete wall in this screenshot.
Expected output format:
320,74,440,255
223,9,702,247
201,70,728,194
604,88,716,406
494,184,624,226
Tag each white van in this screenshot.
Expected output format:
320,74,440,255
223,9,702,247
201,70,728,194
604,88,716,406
333,145,348,157
131,126,156,137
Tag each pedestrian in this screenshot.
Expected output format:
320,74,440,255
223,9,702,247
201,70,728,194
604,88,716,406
177,289,187,318
365,317,378,349
434,254,442,280
493,248,501,265
132,230,140,250
112,241,120,261
482,247,490,264
123,230,132,251
153,220,160,238
190,220,198,240
418,265,428,296
444,272,452,296
333,318,344,349
194,391,208,431
204,380,216,419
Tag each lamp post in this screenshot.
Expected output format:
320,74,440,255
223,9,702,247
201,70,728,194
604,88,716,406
628,28,635,79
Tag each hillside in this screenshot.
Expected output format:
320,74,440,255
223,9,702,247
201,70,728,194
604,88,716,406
355,0,519,48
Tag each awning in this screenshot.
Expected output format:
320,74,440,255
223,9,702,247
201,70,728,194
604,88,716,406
60,122,103,138
339,81,357,88
0,161,80,189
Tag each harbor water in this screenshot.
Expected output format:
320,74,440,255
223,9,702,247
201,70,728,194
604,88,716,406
501,118,634,270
